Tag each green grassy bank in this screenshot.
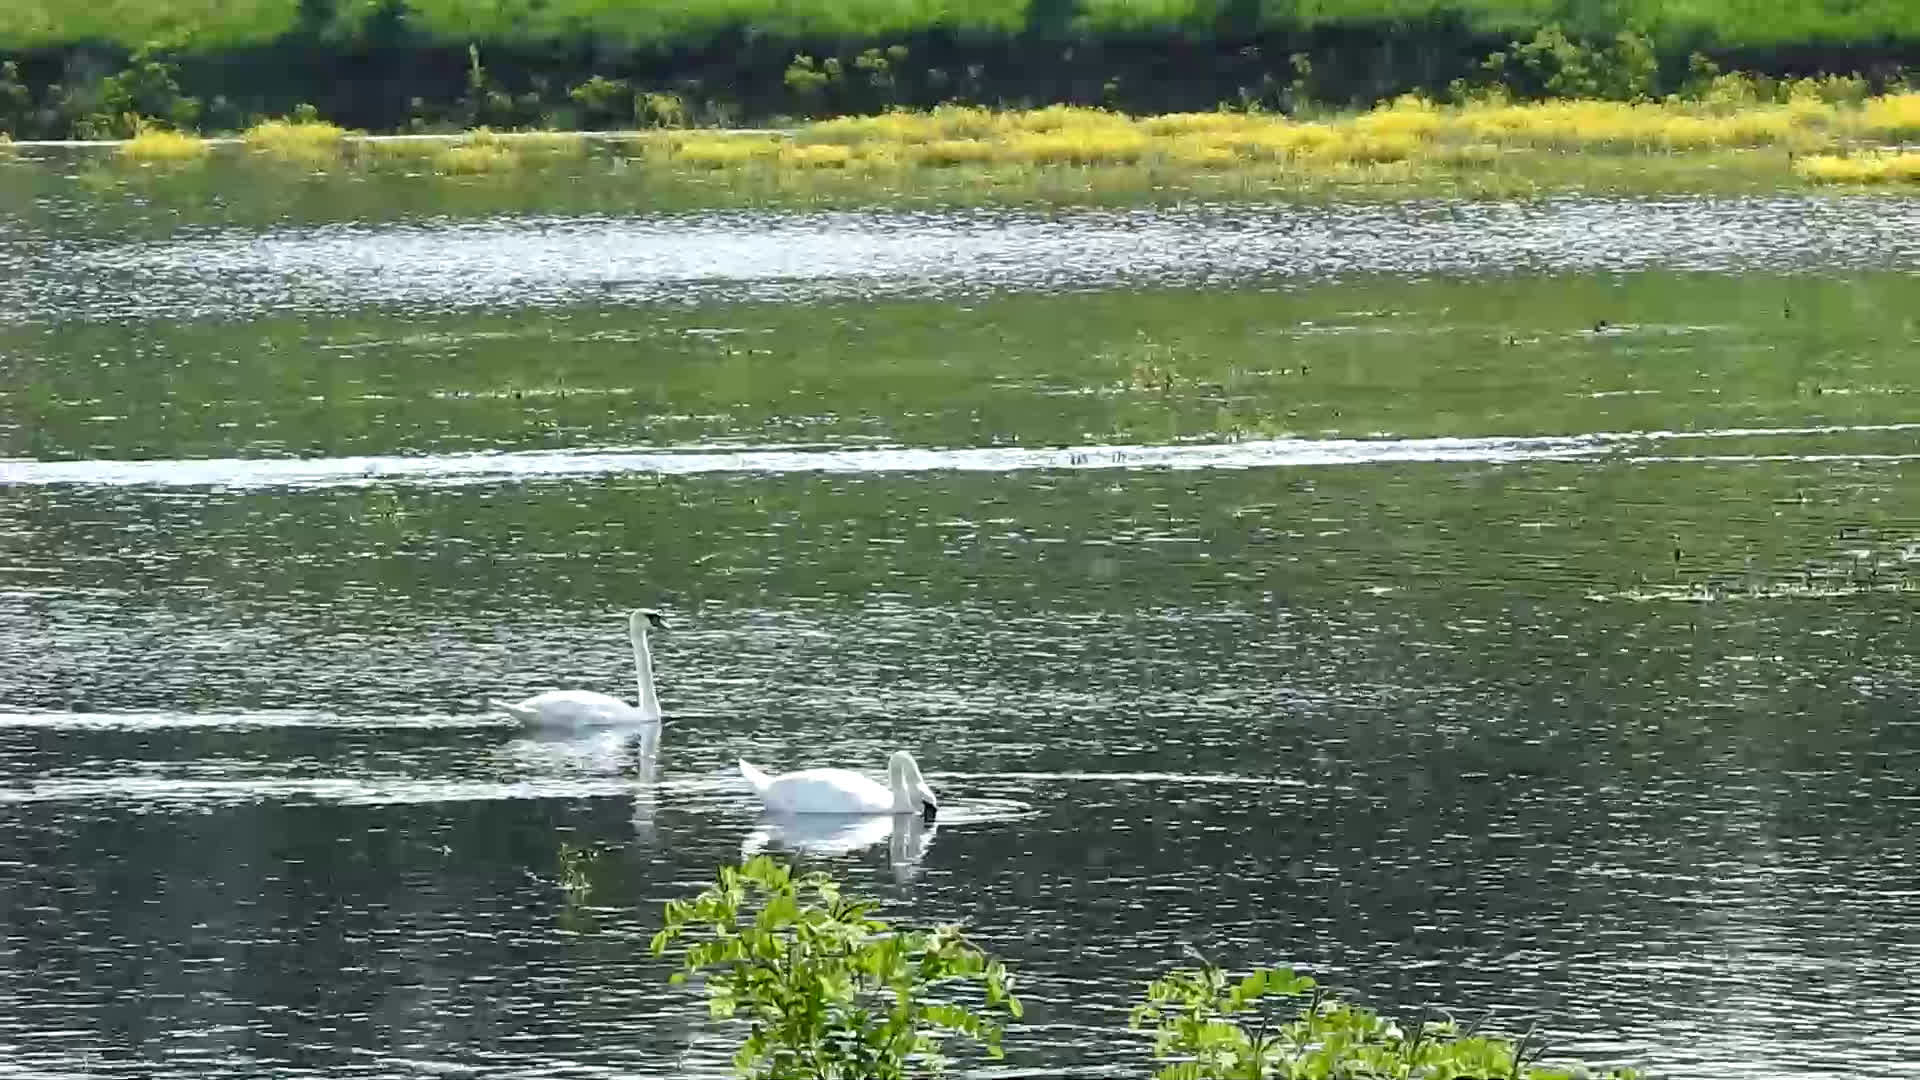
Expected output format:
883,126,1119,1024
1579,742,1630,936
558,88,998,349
0,91,1902,230
51,92,1918,219
0,1,1917,139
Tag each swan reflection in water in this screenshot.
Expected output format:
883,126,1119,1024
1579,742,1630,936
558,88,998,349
504,722,665,846
628,723,661,846
741,811,937,884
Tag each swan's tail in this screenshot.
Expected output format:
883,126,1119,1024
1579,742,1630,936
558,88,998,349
488,698,537,723
738,759,773,794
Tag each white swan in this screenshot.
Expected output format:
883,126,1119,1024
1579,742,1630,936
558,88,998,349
738,750,938,822
490,609,666,727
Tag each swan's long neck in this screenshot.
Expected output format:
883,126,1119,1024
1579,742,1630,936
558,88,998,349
633,620,661,722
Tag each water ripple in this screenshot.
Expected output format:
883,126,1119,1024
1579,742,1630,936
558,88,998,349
12,196,1920,322
0,710,512,730
6,421,1918,489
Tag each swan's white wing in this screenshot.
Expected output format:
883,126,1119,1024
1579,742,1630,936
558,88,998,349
739,759,773,794
761,768,893,814
507,690,641,727
522,689,629,710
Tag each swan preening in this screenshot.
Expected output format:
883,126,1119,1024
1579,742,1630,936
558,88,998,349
491,609,667,727
739,750,939,823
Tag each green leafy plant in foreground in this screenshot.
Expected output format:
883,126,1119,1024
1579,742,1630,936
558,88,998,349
653,859,1637,1080
1130,950,1641,1080
650,855,1022,1079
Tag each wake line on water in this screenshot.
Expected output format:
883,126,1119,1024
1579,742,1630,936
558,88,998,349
0,710,516,730
0,777,650,806
4,421,1917,490
0,769,1272,809
940,771,1303,787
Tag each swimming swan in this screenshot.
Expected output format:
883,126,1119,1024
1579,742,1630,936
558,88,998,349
738,750,938,822
490,609,666,727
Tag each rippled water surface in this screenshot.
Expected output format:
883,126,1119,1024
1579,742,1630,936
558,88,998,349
4,178,1920,1080
10,195,1920,322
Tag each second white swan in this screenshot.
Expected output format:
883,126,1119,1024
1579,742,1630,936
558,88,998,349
491,609,666,727
739,750,938,822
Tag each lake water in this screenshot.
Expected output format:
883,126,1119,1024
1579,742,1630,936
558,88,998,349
3,157,1920,1079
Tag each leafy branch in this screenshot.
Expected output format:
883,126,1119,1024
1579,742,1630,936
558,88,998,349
650,855,1021,1080
1129,948,1642,1080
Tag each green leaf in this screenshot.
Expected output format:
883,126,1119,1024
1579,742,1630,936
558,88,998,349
652,858,1023,1080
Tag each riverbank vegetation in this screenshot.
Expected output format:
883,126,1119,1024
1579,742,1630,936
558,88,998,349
10,8,1918,202
80,88,1920,201
117,126,211,161
654,856,1640,1080
1,4,1917,140
5,0,1916,52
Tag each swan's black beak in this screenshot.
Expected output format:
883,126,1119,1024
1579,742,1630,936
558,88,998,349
645,612,668,630
921,800,938,823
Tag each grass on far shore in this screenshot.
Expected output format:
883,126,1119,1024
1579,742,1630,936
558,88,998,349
242,117,350,166
100,92,1920,200
117,128,211,162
